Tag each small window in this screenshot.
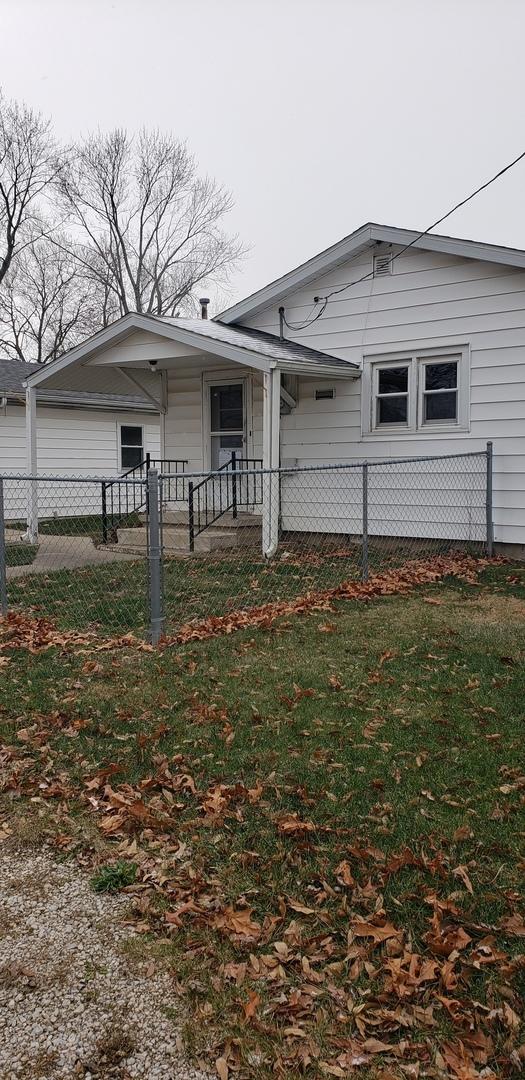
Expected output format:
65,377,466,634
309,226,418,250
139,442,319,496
373,253,392,277
315,388,335,400
422,361,458,423
375,364,409,426
120,425,144,470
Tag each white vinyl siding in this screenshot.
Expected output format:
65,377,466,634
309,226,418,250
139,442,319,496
164,361,263,475
241,245,525,547
0,403,160,519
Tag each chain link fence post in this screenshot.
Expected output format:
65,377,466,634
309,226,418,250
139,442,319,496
362,461,369,582
486,441,494,557
147,469,164,645
0,479,7,616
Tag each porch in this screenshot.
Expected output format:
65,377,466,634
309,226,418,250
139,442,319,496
23,313,359,551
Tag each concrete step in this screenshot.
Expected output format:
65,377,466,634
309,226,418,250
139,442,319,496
116,522,261,555
160,509,260,528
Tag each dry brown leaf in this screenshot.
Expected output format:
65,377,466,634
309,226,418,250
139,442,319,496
334,859,355,886
215,1056,229,1080
500,913,525,937
350,918,401,944
277,814,316,835
214,906,261,940
242,989,261,1021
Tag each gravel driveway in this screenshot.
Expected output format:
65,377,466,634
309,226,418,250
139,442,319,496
0,851,207,1079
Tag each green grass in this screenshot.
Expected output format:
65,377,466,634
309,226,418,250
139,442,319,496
6,542,38,567
10,512,142,544
91,860,138,892
0,562,524,1076
5,538,484,636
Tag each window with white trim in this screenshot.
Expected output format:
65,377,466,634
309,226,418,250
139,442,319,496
364,348,468,434
120,424,144,469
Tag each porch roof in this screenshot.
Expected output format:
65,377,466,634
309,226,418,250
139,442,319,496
158,317,358,375
24,312,360,391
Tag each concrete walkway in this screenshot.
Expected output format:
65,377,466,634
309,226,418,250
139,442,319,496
7,533,140,580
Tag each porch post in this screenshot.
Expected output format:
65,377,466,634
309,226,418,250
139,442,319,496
25,385,38,543
262,367,280,557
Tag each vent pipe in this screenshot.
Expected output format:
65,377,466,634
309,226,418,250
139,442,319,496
199,297,210,320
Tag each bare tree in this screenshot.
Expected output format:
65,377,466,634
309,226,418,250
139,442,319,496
58,129,243,318
0,90,61,288
0,235,104,363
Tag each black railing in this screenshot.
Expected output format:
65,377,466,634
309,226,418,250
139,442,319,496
155,458,188,503
101,456,187,543
188,454,263,552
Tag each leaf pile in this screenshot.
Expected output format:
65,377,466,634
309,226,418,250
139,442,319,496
0,610,151,657
168,555,494,644
1,556,494,658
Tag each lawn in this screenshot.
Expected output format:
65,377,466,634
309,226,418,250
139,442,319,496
5,542,38,567
0,562,524,1079
5,538,484,637
9,512,141,544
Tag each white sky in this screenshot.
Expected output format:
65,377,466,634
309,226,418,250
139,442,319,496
2,0,525,306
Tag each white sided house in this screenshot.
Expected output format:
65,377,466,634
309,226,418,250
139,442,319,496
0,357,160,518
22,223,525,554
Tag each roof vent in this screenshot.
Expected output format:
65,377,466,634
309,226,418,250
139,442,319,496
373,253,392,277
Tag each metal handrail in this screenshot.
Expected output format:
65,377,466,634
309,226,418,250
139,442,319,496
188,454,263,552
101,456,187,543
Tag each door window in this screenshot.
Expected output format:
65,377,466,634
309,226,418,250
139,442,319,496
210,383,244,469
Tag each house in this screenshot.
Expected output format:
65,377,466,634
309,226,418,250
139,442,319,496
18,223,525,554
0,356,160,518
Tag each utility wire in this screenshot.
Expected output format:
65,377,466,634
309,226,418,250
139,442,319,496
280,299,328,332
284,147,525,329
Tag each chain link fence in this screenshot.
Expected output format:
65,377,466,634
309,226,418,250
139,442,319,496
0,447,493,642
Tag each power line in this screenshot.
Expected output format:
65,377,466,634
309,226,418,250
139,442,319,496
287,147,525,328
280,299,328,332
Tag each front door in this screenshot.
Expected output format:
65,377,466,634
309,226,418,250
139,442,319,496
209,381,246,469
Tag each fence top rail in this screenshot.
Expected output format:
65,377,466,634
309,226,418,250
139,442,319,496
0,448,489,486
0,473,149,484
161,451,488,482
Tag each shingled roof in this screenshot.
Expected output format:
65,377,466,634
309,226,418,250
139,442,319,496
0,355,157,410
0,357,36,395
159,317,357,372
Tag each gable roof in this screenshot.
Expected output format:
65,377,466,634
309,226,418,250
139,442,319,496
0,354,158,411
27,312,359,389
217,222,525,325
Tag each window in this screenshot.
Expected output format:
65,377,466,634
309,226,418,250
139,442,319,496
120,425,144,469
421,361,457,423
364,348,468,435
209,382,245,470
375,364,409,425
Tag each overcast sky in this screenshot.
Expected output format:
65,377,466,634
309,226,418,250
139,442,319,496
2,0,525,307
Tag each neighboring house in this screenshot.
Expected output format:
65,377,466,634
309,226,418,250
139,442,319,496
0,357,160,517
18,223,525,553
